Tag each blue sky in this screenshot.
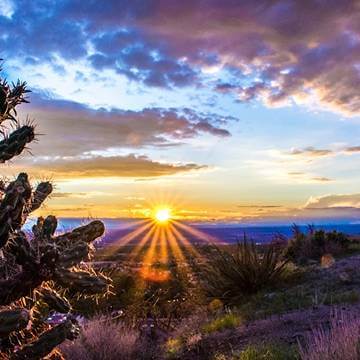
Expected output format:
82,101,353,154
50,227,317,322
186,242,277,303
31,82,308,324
0,0,360,222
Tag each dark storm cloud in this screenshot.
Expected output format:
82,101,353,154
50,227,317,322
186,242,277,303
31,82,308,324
1,1,359,113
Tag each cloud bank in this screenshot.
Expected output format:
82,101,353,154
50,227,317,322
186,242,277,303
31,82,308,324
6,154,207,179
0,0,358,114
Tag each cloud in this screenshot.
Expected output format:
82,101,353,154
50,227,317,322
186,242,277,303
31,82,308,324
18,93,230,157
305,194,360,209
286,172,333,183
344,146,360,153
8,154,207,179
51,192,87,198
89,30,198,88
0,1,358,114
289,147,333,157
288,172,304,176
237,205,282,208
286,145,360,158
311,177,332,182
68,0,360,115
0,0,15,18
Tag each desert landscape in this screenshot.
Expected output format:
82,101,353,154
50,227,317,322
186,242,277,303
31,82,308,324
0,1,360,359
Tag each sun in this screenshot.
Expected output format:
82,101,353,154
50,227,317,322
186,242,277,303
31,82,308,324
154,208,172,223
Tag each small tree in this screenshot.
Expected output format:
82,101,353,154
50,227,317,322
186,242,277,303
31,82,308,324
0,63,111,359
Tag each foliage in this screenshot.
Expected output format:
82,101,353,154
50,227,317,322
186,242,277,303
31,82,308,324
233,342,299,360
298,310,360,360
200,241,289,303
126,263,198,328
0,64,111,359
284,225,350,263
202,311,241,334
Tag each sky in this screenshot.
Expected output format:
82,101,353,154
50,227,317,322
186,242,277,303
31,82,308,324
0,0,360,223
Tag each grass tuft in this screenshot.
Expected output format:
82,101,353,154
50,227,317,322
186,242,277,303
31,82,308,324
203,312,242,334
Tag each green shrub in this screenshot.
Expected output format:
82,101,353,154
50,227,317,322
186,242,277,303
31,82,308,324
203,312,242,334
201,241,288,303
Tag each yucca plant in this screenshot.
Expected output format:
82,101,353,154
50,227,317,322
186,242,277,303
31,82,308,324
0,63,112,359
201,241,288,303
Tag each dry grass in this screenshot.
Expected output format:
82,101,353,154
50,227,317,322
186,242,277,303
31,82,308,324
298,310,360,360
60,316,140,360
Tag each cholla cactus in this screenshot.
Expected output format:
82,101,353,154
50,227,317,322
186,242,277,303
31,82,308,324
0,65,111,359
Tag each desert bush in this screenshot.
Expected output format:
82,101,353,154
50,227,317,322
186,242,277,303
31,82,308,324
60,315,141,360
125,264,198,327
200,241,289,303
284,225,349,263
298,310,360,360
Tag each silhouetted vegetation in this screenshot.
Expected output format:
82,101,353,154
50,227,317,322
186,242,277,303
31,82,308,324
200,241,289,303
284,225,350,263
0,65,111,358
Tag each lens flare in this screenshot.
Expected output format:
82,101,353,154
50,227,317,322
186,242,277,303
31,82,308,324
103,202,221,284
154,208,171,223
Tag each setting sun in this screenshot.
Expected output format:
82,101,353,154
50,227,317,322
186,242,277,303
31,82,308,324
154,208,172,223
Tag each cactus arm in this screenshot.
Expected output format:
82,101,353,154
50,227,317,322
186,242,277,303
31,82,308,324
28,181,53,213
58,241,91,268
55,220,105,246
38,288,71,314
54,268,110,295
12,318,80,360
0,125,35,163
0,79,30,124
0,270,44,305
0,308,30,337
0,173,32,248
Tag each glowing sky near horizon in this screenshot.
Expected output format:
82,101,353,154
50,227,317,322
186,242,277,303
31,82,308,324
0,0,360,222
